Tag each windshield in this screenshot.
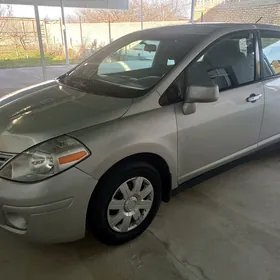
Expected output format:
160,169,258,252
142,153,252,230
59,33,205,98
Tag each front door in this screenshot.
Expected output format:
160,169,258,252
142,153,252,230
176,31,264,183
259,30,280,146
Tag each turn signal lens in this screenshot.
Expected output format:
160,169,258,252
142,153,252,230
59,151,88,165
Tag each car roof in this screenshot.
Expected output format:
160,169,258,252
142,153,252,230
136,23,280,37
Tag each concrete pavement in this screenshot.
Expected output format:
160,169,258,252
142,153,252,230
1,149,280,280
0,65,75,96
1,65,280,280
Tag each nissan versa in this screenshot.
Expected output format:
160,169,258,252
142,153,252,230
1,23,280,245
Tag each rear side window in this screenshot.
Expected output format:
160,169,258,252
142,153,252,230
260,30,280,78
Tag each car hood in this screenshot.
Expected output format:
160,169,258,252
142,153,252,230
0,80,132,153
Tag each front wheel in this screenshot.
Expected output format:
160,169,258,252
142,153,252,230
87,162,162,245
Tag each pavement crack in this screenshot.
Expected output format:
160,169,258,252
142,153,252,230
181,258,213,280
147,229,213,280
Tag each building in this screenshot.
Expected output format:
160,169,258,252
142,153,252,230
195,0,280,24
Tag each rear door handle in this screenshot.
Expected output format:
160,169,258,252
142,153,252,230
246,93,262,103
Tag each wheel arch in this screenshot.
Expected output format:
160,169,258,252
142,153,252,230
94,152,173,203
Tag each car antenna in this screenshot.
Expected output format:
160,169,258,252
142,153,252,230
255,17,263,23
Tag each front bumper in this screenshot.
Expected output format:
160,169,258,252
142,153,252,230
0,167,98,243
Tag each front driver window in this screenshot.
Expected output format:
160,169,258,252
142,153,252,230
260,30,280,77
188,31,255,91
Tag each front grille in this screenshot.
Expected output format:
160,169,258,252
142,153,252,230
0,153,13,169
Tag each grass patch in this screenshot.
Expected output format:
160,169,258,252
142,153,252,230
0,48,80,68
0,58,78,68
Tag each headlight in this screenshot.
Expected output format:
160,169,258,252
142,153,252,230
0,135,90,183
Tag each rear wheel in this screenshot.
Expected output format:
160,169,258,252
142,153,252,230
87,162,162,245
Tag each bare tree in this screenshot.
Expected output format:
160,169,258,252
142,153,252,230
158,0,192,18
0,4,12,40
8,18,30,58
68,0,190,23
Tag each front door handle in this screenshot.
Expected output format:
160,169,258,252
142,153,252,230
246,93,263,103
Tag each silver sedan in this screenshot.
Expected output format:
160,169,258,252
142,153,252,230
0,23,279,244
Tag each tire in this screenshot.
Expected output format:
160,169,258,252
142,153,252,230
87,161,162,245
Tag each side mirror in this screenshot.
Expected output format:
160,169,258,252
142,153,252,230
182,84,219,115
185,84,219,103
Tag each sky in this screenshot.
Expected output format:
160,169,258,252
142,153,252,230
3,4,75,19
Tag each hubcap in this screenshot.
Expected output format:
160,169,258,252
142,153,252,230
107,177,154,233
124,196,138,212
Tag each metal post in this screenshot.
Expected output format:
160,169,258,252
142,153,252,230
79,16,84,47
34,5,46,80
140,0,144,30
108,18,112,43
44,19,49,45
59,18,64,44
32,20,36,40
60,0,69,65
190,0,196,23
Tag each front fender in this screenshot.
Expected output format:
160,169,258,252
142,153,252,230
92,142,177,189
72,105,178,189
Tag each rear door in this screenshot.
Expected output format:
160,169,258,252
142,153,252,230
259,30,280,146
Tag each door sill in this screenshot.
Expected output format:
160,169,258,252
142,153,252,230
173,141,280,196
